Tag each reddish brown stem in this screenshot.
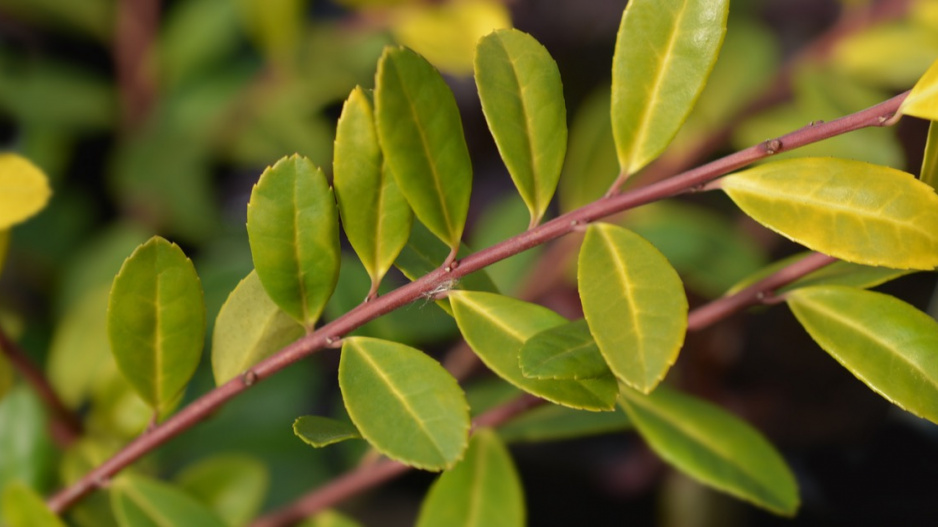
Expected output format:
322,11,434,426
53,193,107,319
0,327,82,447
115,0,160,130
46,90,909,514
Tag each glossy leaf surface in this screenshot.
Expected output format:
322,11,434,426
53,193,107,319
611,0,729,176
578,223,688,393
334,86,412,290
498,404,631,444
175,454,269,527
1,482,65,527
111,475,228,527
0,154,51,229
246,154,340,327
211,270,304,386
293,415,362,447
108,236,205,413
475,28,566,226
375,46,472,250
788,285,938,423
900,56,938,120
722,158,938,270
922,121,938,189
519,319,612,380
339,337,469,470
620,386,799,515
450,291,617,411
416,428,524,527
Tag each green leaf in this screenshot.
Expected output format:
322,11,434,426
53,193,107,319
0,353,11,402
0,386,56,498
0,229,9,277
211,270,304,386
334,87,413,292
922,121,938,189
158,0,242,89
449,291,618,411
611,0,729,176
620,385,799,516
298,509,363,527
247,154,341,328
293,415,362,448
48,286,113,408
721,158,938,270
108,236,205,415
558,87,619,213
900,57,938,120
469,195,542,295
1,481,66,527
832,22,938,89
110,475,228,527
375,46,472,251
787,285,938,424
0,154,51,230
416,428,524,527
339,337,470,470
519,319,612,380
475,28,567,227
174,454,269,527
498,404,631,444
578,223,688,393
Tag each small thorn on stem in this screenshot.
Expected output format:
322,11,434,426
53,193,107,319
762,138,782,155
242,370,258,386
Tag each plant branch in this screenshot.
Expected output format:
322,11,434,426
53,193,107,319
253,251,841,527
0,326,82,447
46,89,909,514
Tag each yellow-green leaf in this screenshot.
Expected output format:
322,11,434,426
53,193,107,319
832,22,938,89
299,509,362,527
391,0,511,76
211,270,304,386
375,46,472,252
416,428,524,527
0,154,51,230
449,291,618,411
334,87,413,292
558,87,618,213
247,154,340,328
922,121,938,189
726,253,910,297
788,285,938,424
108,236,205,414
1,481,66,527
293,415,362,448
339,337,470,471
111,474,228,527
620,385,799,516
578,223,688,393
901,56,938,120
721,157,938,270
174,454,269,527
48,286,113,408
611,0,729,176
498,404,631,444
519,319,612,381
475,28,567,227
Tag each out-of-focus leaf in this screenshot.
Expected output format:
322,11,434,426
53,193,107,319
0,0,112,40
469,195,541,296
0,386,57,503
159,0,243,89
475,28,566,226
110,474,228,527
519,319,612,380
175,454,269,527
726,253,910,296
334,87,413,291
375,46,472,251
0,230,8,278
108,236,206,414
578,223,687,393
611,0,729,176
449,291,618,411
293,416,363,448
339,337,470,470
498,403,631,444
788,286,938,424
833,23,938,89
924,121,938,189
0,154,51,230
1,481,66,527
624,202,767,298
416,428,524,527
237,0,304,65
721,158,938,270
47,287,113,408
913,0,938,31
620,385,799,516
392,0,511,76
0,354,11,402
211,270,304,386
60,438,121,527
902,56,938,120
558,88,619,213
298,509,363,527
247,155,340,328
